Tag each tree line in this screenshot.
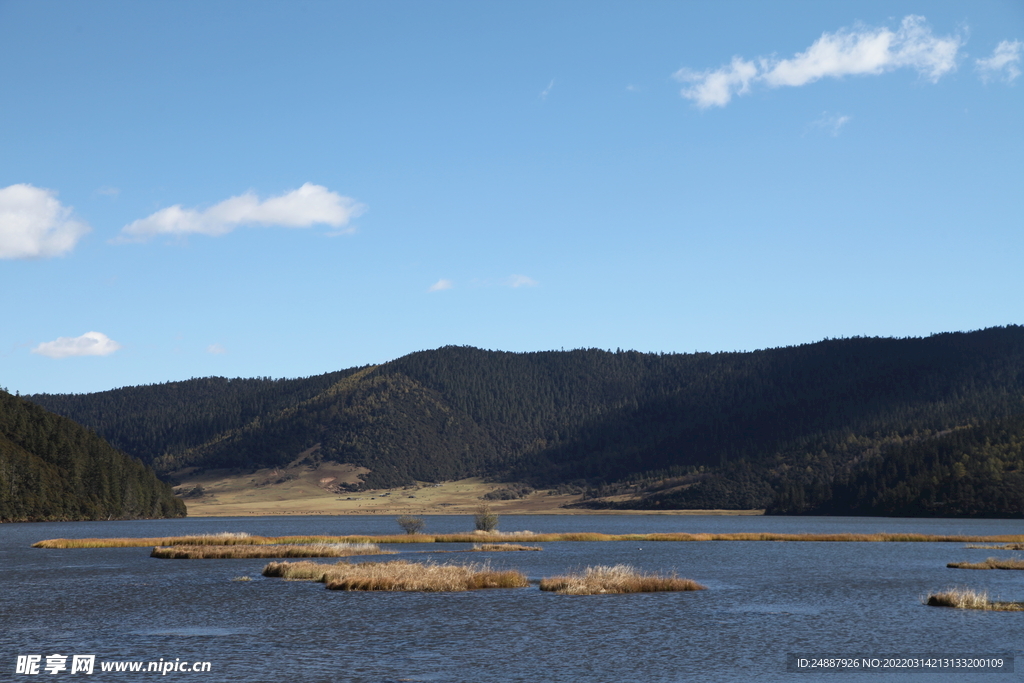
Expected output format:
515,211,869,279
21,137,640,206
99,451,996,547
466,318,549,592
1,389,185,522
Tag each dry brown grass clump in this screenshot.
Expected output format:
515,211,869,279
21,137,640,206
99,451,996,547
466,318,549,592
471,543,542,552
262,560,352,582
924,588,1024,611
539,565,706,595
947,557,1024,570
151,542,392,559
263,559,529,592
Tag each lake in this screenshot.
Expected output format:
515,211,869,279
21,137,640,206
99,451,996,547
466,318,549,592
2,515,1022,682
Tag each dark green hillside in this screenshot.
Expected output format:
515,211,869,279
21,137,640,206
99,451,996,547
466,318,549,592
771,414,1024,517
526,327,1024,508
160,367,500,485
0,390,185,522
29,369,362,467
26,325,1024,513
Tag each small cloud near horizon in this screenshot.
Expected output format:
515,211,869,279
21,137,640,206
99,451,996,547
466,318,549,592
207,343,227,355
31,331,122,359
429,279,454,292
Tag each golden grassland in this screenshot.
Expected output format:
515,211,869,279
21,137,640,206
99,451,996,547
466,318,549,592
947,557,1024,570
174,473,761,517
471,543,543,551
262,559,529,592
35,531,1024,549
924,588,1024,611
539,565,706,595
150,542,394,559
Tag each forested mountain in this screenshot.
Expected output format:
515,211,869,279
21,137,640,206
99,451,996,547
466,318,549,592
27,325,1024,515
0,389,185,522
770,413,1024,517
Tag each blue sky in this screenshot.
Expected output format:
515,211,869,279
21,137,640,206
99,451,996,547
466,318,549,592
1,0,1022,395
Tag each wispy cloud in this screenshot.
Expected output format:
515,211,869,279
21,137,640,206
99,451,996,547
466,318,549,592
0,184,91,259
116,183,365,242
540,79,554,100
428,279,454,292
506,274,538,288
812,111,852,136
976,40,1022,83
96,186,120,198
207,343,226,355
675,15,962,108
31,331,121,359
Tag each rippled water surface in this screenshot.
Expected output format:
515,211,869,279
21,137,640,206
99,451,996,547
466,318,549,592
3,515,1023,682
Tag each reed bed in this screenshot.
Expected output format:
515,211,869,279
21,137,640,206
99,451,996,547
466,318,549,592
924,588,1024,611
539,565,706,595
947,557,1024,570
150,543,393,559
964,543,1024,550
471,543,542,552
262,560,529,591
36,531,1024,549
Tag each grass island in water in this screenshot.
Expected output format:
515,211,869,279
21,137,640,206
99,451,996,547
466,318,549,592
539,565,705,595
262,559,528,592
924,588,1024,611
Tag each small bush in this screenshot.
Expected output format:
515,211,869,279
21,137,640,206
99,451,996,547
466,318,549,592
474,505,498,532
483,483,534,500
396,515,426,535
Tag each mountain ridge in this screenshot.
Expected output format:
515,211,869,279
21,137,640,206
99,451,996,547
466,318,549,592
26,325,1024,516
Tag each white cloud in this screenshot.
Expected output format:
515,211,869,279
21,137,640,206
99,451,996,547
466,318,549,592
976,40,1022,82
0,184,91,259
675,57,759,108
540,79,554,100
117,183,365,242
506,274,538,288
812,111,852,136
96,186,120,197
428,279,453,292
207,343,227,355
675,15,962,108
31,332,121,359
